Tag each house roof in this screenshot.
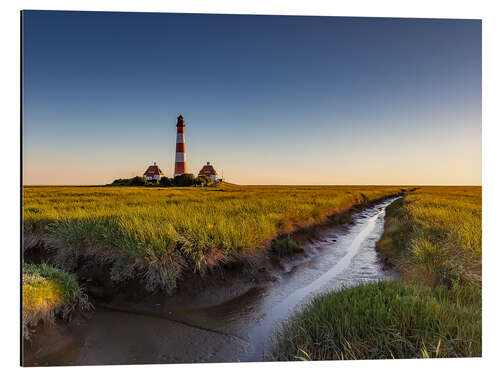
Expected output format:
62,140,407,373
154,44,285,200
144,164,164,177
198,163,217,177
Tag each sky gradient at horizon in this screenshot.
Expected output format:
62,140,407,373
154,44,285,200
22,11,481,185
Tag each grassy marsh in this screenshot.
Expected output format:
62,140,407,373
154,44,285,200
377,186,481,287
271,186,482,360
270,281,481,360
23,184,401,292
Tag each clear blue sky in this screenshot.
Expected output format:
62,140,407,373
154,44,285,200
22,11,481,185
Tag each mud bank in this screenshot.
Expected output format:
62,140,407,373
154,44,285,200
23,195,401,366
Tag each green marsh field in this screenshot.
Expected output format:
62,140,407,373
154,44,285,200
23,184,401,291
22,184,481,360
271,186,482,359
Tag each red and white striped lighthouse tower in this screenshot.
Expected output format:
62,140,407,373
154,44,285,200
174,115,187,176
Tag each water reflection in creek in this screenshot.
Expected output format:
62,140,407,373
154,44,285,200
25,197,400,366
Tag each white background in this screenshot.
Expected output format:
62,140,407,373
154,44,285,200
1,0,498,373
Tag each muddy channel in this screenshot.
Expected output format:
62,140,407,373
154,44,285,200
24,197,400,366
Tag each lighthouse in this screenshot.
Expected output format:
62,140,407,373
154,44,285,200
174,115,187,176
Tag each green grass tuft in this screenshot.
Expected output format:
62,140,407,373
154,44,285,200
271,238,303,258
22,263,90,339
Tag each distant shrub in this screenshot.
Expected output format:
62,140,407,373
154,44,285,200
159,176,173,186
111,178,127,186
195,176,211,186
173,173,195,187
110,176,146,186
130,176,146,186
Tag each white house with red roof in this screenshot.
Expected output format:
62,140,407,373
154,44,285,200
198,162,218,183
143,162,165,182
